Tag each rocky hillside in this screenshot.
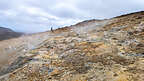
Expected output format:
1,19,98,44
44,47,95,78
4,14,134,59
0,27,22,41
0,11,144,81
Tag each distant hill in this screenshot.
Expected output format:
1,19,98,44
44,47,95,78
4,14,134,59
0,27,22,41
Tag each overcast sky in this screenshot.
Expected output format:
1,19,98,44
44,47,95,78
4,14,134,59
0,0,144,33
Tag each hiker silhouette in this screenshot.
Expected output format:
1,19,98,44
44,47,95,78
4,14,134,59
51,27,53,32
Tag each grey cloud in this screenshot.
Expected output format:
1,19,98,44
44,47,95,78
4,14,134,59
75,0,144,19
0,0,144,33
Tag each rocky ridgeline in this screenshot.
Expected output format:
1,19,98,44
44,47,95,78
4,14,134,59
0,11,144,81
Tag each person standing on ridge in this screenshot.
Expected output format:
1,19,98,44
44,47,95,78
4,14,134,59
51,27,53,32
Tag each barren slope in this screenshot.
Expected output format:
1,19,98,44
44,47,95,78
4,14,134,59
0,11,144,81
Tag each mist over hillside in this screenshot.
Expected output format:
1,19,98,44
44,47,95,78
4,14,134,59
0,11,144,81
